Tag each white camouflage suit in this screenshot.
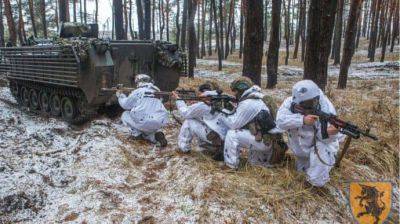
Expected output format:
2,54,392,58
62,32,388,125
177,91,229,152
118,82,169,143
276,80,340,187
220,86,282,169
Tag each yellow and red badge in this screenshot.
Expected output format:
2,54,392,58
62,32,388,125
349,182,392,224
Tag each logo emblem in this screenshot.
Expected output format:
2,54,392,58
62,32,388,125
350,182,392,224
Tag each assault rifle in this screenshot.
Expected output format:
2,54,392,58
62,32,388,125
290,103,378,141
176,94,237,115
101,84,136,93
145,89,197,98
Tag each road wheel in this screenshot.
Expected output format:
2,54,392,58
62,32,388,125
20,87,30,107
39,91,51,112
9,82,19,99
29,89,40,110
50,94,62,116
61,96,77,121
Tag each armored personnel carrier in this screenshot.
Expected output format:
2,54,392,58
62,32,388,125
0,23,186,123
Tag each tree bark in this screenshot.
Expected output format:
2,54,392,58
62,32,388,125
40,0,47,38
124,0,129,39
197,2,201,57
0,0,4,47
201,0,206,57
130,0,135,39
159,0,165,40
390,0,399,52
362,0,369,36
176,0,181,44
188,0,198,77
332,0,344,65
28,0,38,37
114,0,125,40
152,0,156,39
59,0,69,23
225,0,235,59
4,0,16,45
380,0,395,61
180,0,188,49
293,0,303,59
243,0,264,86
266,0,282,88
208,2,213,56
239,0,244,59
95,0,99,23
211,0,222,70
165,0,170,41
219,0,224,59
304,0,338,90
17,0,26,45
137,0,145,39
84,0,87,24
356,3,363,48
338,0,364,89
284,0,291,65
300,0,306,61
79,0,83,22
368,0,382,61
145,0,152,39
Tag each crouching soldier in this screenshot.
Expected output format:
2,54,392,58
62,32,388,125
276,80,340,187
172,81,228,161
117,74,169,147
220,77,283,169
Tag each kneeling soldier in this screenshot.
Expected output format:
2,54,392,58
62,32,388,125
173,81,228,160
220,77,283,169
276,80,340,187
117,74,169,147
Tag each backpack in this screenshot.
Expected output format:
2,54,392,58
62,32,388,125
246,95,288,165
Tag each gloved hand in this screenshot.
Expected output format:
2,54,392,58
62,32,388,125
116,90,123,98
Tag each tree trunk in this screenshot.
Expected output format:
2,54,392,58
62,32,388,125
40,0,47,38
356,3,363,48
380,0,395,61
201,0,206,57
180,0,188,49
362,0,369,36
130,0,135,39
145,0,152,39
159,0,165,40
114,0,125,40
28,0,37,37
266,0,282,88
304,0,338,90
264,0,269,42
17,0,26,45
284,0,291,65
219,0,224,59
300,0,306,61
79,0,83,22
225,0,235,59
55,0,59,31
243,0,264,86
152,0,156,39
230,8,236,54
165,0,170,41
124,0,129,39
390,0,399,52
188,0,198,77
84,0,87,24
239,0,244,59
208,2,213,56
59,0,69,23
332,0,344,65
137,0,145,39
0,0,4,47
197,2,201,58
293,0,303,59
4,0,16,46
377,0,388,47
211,0,222,70
368,0,382,61
338,0,364,89
95,0,98,23
176,0,180,44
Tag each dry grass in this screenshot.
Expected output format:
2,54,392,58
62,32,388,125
175,74,399,222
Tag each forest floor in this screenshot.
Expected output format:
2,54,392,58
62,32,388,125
0,41,399,223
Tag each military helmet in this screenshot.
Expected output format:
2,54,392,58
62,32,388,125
292,80,321,104
230,77,253,92
135,74,154,85
198,80,220,92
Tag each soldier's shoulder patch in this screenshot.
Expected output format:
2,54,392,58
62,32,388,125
349,181,392,224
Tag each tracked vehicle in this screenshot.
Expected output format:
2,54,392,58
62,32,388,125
0,23,186,123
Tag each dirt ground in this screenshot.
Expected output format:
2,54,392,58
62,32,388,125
0,41,399,223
